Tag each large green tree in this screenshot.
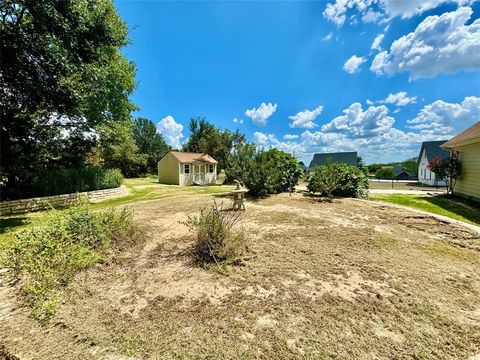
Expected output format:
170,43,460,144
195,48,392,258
132,117,170,174
224,142,257,183
95,121,146,178
183,117,245,173
0,0,136,198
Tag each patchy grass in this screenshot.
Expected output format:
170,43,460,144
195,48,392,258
92,178,234,209
1,206,142,322
0,179,235,236
421,242,479,265
369,194,480,226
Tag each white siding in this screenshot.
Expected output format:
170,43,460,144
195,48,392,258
179,162,217,185
417,149,447,186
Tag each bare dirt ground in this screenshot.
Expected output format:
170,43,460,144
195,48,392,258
2,193,480,359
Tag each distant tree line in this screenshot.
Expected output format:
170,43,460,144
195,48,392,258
368,157,418,179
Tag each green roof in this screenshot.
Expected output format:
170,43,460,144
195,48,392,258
309,151,357,168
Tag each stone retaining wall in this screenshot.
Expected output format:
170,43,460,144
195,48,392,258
0,185,129,216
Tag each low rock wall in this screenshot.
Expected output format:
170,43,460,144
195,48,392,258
0,185,129,216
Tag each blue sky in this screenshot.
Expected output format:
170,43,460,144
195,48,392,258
115,0,480,165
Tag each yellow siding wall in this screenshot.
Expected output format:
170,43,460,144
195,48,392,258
454,142,480,200
158,153,179,185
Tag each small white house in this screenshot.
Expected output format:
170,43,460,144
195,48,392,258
158,151,217,185
417,140,449,186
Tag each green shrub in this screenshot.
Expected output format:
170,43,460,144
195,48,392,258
224,142,257,184
308,161,369,198
243,148,303,196
30,167,123,198
2,206,140,322
183,202,245,271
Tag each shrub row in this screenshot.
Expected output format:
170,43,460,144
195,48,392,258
30,167,123,198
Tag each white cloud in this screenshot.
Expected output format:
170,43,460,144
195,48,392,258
362,8,383,23
366,99,374,105
233,118,244,124
245,102,277,126
253,131,304,155
343,55,366,74
407,96,480,135
323,32,334,41
323,0,378,26
157,115,184,149
283,134,300,140
323,0,471,26
288,106,324,128
371,33,385,51
383,0,474,19
381,92,417,106
250,97,475,164
321,103,395,137
371,7,480,79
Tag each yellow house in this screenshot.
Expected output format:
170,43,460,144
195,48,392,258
158,151,218,185
442,121,480,201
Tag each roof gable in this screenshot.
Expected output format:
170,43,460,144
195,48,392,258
443,121,480,148
393,166,413,177
417,141,449,162
309,151,357,168
166,151,218,164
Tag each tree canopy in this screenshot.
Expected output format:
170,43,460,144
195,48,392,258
182,117,245,173
132,118,171,174
0,0,136,198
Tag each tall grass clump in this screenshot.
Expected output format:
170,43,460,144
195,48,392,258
183,201,246,271
2,206,141,322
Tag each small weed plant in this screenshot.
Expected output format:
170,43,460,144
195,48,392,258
183,201,246,272
2,205,140,322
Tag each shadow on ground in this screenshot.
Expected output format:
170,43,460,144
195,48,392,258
421,195,480,225
0,216,29,234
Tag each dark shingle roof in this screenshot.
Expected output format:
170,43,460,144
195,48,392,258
418,141,449,162
309,151,357,168
393,166,413,177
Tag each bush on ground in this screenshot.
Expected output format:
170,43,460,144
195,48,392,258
243,148,304,196
308,161,369,198
30,167,123,198
2,206,141,322
183,201,245,271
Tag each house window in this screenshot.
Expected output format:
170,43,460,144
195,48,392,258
184,164,190,174
209,164,214,173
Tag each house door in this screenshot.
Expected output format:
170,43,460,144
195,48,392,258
193,165,206,182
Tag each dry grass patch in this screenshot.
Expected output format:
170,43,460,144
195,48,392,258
1,193,480,359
